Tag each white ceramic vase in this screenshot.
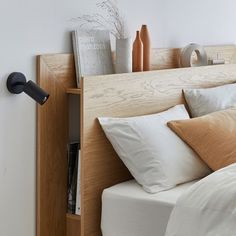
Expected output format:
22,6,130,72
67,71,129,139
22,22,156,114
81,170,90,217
115,38,132,73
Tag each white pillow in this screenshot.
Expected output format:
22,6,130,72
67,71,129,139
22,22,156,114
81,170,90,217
98,105,210,193
184,83,236,117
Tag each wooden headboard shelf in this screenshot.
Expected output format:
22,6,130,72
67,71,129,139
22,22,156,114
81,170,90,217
66,88,81,94
37,46,236,236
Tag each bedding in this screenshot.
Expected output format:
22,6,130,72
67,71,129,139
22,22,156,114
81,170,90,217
101,179,198,236
183,83,236,117
168,108,236,170
165,163,236,236
98,104,210,193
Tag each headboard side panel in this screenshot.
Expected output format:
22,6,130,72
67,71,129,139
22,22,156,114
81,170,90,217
82,64,236,235
37,54,76,236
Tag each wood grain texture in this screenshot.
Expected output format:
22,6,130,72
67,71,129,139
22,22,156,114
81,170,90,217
67,88,81,94
151,45,236,70
37,54,76,236
37,45,236,236
67,214,81,236
115,45,236,72
82,64,236,236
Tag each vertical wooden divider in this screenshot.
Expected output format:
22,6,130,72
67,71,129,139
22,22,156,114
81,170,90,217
37,54,76,236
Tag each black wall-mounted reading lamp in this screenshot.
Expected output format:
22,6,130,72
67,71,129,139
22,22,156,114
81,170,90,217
6,72,49,105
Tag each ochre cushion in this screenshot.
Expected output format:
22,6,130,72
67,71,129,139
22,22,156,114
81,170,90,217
167,108,236,171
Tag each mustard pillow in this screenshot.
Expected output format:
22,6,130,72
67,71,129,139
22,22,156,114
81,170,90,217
167,108,236,171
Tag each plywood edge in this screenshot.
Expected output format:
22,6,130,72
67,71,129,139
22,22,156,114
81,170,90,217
36,55,42,236
36,55,53,236
80,78,85,236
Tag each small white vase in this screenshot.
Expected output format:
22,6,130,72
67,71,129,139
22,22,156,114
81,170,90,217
115,38,132,73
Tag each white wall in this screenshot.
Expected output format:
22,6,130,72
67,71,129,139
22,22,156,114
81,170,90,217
0,0,235,235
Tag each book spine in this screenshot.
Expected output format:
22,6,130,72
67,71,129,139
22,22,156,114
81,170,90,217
75,149,81,215
67,142,79,214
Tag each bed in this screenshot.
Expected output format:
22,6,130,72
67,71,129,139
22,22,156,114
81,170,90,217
82,63,236,236
97,66,236,235
37,51,236,236
101,180,198,236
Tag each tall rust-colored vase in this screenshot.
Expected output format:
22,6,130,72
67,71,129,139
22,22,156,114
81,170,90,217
132,31,143,72
140,25,151,71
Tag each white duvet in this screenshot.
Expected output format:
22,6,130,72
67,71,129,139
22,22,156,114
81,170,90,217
165,163,236,236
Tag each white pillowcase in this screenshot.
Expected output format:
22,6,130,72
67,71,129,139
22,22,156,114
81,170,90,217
184,83,236,117
98,105,210,193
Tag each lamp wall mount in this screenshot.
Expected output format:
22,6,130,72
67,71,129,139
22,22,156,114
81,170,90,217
6,72,49,105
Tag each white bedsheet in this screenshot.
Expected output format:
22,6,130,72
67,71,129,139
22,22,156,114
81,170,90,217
165,163,236,236
101,179,198,236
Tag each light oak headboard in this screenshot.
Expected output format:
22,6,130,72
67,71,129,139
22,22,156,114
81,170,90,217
81,64,236,235
37,47,236,236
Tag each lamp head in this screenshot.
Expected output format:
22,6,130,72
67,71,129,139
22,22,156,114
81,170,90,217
6,72,49,105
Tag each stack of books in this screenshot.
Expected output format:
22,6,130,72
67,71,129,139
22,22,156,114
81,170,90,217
67,142,81,215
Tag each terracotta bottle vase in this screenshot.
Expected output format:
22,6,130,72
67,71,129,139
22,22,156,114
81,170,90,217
132,31,143,72
140,25,151,71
